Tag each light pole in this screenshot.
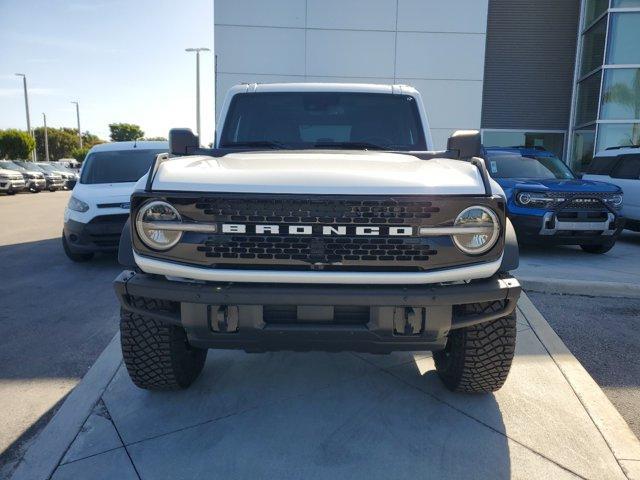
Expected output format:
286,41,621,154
71,101,82,148
43,113,50,162
185,47,210,144
15,73,36,161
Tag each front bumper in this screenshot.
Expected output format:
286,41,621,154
26,178,47,190
63,215,129,253
510,212,624,245
0,178,26,191
114,271,521,353
46,178,64,190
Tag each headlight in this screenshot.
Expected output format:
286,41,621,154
516,191,561,206
451,206,500,255
135,200,182,250
0,174,10,180
68,196,89,212
608,194,623,207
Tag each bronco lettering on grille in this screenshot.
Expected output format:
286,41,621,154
221,224,414,236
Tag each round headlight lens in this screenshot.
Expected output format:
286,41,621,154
610,194,623,207
136,201,182,250
452,206,500,255
517,192,532,205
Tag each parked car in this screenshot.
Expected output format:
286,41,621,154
483,147,624,253
0,165,26,194
114,83,521,394
13,161,64,191
62,141,168,262
0,160,46,192
37,162,78,190
583,145,640,232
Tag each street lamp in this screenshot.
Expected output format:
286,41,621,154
15,73,36,161
71,101,82,148
185,47,210,144
43,113,50,162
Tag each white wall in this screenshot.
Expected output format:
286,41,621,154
214,0,488,148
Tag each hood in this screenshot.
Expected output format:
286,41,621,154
150,151,486,195
0,168,23,178
496,177,621,193
73,181,138,204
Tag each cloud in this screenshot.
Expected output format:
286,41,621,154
0,87,61,97
0,31,120,55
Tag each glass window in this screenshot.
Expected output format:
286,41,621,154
575,71,603,125
571,129,596,173
584,155,620,174
220,92,426,151
611,0,640,7
607,12,640,64
580,17,607,76
481,131,565,159
611,154,640,178
601,68,640,119
80,149,166,184
485,152,574,180
597,123,640,150
585,0,609,25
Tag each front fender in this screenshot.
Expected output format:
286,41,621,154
118,218,136,268
499,217,519,272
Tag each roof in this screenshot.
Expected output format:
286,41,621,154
89,141,169,153
226,82,420,96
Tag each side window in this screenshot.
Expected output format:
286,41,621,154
584,156,619,175
610,155,640,179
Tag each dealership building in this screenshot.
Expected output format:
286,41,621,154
213,0,640,172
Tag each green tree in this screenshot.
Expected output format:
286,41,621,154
0,129,35,160
34,127,79,161
82,131,104,149
71,146,91,163
109,123,144,142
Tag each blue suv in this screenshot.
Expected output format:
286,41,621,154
483,147,624,254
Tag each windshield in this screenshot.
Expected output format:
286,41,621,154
80,149,166,184
37,164,61,173
220,92,426,151
0,161,25,172
487,152,575,180
15,162,44,173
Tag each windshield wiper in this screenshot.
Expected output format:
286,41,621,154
312,141,390,151
222,141,292,149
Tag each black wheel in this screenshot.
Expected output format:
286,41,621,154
434,303,516,393
62,234,94,262
120,297,207,390
580,242,614,254
7,190,16,195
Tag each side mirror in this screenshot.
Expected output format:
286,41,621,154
169,128,199,155
447,130,482,160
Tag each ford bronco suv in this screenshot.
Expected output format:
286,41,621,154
114,83,521,393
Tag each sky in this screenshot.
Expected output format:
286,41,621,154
0,0,215,143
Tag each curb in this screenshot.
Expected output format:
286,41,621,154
518,294,640,480
517,276,640,299
11,334,122,480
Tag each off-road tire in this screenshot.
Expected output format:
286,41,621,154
62,234,94,262
434,303,516,393
120,298,207,390
580,242,614,254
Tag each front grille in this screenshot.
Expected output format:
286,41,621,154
133,193,505,272
86,215,129,247
545,192,614,211
197,235,435,263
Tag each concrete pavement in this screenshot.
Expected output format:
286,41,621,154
12,293,640,480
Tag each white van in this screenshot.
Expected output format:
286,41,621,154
62,141,168,261
583,146,640,232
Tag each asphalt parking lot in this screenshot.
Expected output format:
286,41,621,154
0,191,122,477
1,191,639,478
